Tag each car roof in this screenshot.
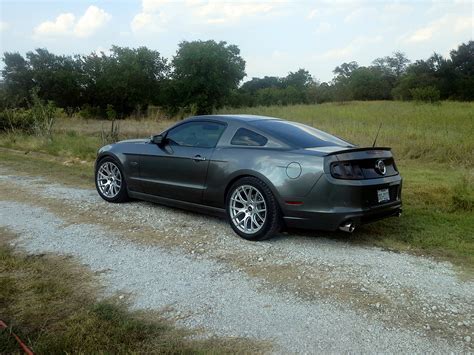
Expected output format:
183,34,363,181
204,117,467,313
187,114,281,123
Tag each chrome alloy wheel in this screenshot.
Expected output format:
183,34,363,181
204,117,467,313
229,185,267,234
97,161,122,198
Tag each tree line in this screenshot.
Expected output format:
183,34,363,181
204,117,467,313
1,40,472,118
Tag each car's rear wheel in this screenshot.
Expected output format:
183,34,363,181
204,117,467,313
226,177,281,241
95,157,129,203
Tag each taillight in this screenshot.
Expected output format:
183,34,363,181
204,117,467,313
392,160,399,172
330,161,364,179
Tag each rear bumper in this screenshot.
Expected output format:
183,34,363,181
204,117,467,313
281,173,403,231
283,201,402,231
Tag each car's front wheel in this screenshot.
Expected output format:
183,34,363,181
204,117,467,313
95,157,129,203
226,177,282,241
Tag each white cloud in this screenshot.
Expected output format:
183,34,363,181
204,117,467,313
131,11,169,33
318,35,383,60
131,0,172,33
74,6,111,38
34,13,75,37
404,15,473,43
0,21,10,32
33,6,111,38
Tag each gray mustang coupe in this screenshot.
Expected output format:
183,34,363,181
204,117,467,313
95,115,402,240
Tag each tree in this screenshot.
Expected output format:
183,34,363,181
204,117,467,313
240,76,281,93
81,46,168,116
2,52,33,106
392,52,454,100
333,61,359,82
310,82,334,103
449,41,474,100
332,62,359,101
349,67,392,100
171,40,246,115
282,69,315,89
26,49,83,112
392,60,438,100
372,51,410,92
372,51,410,79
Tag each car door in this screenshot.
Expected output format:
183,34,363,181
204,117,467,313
139,121,226,204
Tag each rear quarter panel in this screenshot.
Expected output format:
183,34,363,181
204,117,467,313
204,147,325,208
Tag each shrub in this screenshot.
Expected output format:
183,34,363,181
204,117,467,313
0,108,36,133
30,88,57,137
410,86,441,103
0,89,58,136
78,105,103,119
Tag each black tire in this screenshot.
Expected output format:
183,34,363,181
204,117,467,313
95,156,129,203
226,177,282,241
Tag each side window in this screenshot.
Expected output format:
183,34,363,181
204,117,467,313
231,128,268,147
166,122,226,148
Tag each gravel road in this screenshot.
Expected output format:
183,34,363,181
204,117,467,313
0,165,472,353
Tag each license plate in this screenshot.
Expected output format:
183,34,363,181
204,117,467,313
377,188,390,203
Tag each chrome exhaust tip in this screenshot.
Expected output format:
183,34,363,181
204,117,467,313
339,222,355,233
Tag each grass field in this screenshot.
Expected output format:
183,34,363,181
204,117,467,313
0,101,473,269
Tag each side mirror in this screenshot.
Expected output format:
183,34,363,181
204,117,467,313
151,134,164,145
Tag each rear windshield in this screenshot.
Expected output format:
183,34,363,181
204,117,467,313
249,120,352,148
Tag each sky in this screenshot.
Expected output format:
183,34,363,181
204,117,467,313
0,0,473,82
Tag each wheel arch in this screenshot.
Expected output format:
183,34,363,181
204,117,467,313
96,151,125,168
224,170,283,209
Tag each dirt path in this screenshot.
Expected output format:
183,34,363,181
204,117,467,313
0,165,472,353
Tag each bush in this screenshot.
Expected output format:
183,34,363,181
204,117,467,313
78,105,103,119
0,89,58,135
410,86,441,103
30,88,57,137
0,108,36,133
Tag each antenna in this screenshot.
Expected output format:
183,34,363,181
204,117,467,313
372,122,382,147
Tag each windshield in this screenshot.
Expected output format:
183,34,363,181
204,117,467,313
249,120,353,148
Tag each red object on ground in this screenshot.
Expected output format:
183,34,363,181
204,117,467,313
0,320,34,355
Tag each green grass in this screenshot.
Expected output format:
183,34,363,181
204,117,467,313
0,131,101,161
0,100,473,269
0,229,264,354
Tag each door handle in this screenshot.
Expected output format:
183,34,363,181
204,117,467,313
193,155,206,162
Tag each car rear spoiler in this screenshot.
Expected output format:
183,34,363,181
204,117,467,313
325,147,392,156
